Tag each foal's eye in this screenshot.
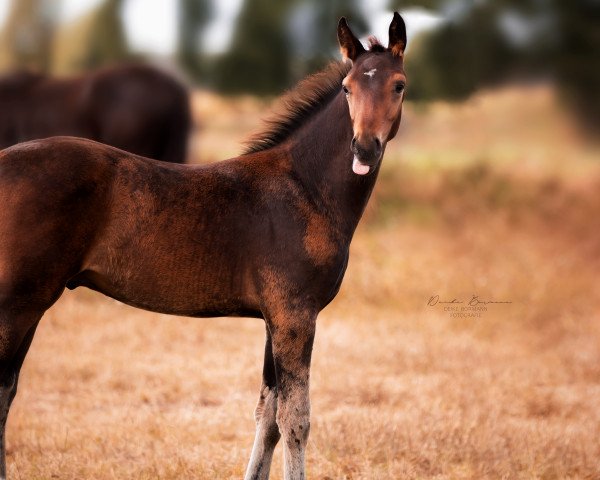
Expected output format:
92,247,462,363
394,82,405,94
342,85,350,95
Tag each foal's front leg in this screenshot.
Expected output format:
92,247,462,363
245,329,281,480
270,309,317,480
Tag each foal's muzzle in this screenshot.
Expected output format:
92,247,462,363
351,136,382,175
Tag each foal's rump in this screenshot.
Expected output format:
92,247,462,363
0,137,116,311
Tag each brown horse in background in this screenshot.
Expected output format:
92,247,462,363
0,14,407,480
0,64,191,163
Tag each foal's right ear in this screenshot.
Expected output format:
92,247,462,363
337,17,365,63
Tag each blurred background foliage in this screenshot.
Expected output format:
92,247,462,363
0,0,597,128
0,0,56,72
210,0,366,95
395,0,600,129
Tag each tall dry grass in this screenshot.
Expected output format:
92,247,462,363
6,84,600,479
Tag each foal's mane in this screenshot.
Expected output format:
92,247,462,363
243,61,352,155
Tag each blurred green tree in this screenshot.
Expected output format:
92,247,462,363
212,0,297,95
177,0,213,82
552,0,600,128
82,0,129,69
212,0,368,95
404,2,513,101
0,0,58,72
391,0,599,127
390,0,440,9
290,0,367,77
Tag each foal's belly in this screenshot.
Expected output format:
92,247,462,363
70,235,262,318
69,267,262,318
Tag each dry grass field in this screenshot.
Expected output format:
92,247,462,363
6,85,600,479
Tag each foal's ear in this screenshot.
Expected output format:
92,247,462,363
337,17,365,63
388,12,407,57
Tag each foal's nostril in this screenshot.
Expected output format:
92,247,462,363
352,136,382,162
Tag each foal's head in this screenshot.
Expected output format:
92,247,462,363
338,13,407,175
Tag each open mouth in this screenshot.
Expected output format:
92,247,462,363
352,156,372,175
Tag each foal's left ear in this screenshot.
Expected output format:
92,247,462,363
388,12,407,57
338,17,365,63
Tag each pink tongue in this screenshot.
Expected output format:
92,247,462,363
352,157,370,175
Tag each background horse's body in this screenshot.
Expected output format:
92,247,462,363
0,65,191,164
0,14,406,480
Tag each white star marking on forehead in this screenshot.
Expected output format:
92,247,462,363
364,68,377,78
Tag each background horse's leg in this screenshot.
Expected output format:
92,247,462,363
269,309,317,480
0,314,41,480
244,327,281,480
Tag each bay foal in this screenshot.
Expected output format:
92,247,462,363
0,14,407,480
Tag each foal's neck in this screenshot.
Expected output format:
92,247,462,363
288,92,380,240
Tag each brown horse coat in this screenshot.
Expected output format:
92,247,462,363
0,64,191,163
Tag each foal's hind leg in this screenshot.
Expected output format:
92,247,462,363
0,315,41,480
245,328,281,480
